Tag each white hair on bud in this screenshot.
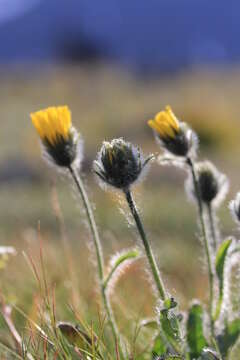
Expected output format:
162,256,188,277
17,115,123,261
93,138,153,192
73,134,84,170
154,119,199,159
184,160,229,209
213,172,229,209
157,154,188,170
185,125,199,159
42,128,84,173
229,192,240,226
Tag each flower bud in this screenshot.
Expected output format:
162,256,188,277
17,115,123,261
148,106,198,158
94,138,152,190
186,161,229,207
31,106,82,169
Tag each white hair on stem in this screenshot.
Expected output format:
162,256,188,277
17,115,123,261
106,247,142,298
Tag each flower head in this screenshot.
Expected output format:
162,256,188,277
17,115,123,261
31,106,82,168
229,192,240,225
186,161,229,207
94,138,152,190
148,106,198,157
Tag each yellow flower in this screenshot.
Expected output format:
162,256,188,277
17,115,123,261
31,105,82,168
31,106,72,146
148,105,180,139
148,105,198,157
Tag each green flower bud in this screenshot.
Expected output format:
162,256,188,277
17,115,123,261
94,138,152,190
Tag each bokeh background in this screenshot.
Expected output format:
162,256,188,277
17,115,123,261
1,0,240,341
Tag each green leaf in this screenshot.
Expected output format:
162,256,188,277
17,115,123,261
152,333,167,359
217,319,240,357
140,318,158,330
159,309,182,354
152,299,182,358
187,302,207,359
152,304,181,360
214,238,232,320
216,238,232,281
104,248,140,288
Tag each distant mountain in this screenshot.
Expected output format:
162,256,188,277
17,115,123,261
0,0,239,71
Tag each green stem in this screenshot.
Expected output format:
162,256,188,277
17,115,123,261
124,189,166,300
104,265,119,290
68,165,123,356
207,203,217,252
125,189,185,355
187,158,215,338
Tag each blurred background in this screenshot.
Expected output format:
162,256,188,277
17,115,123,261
1,0,240,339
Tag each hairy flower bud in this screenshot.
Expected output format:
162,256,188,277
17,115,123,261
148,106,198,158
186,161,229,207
229,192,240,225
94,138,152,190
31,106,83,169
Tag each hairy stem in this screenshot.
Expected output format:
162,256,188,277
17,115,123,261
187,157,215,338
207,202,217,252
124,189,166,300
125,189,185,355
68,165,123,356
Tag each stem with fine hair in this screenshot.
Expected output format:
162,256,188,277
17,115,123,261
207,202,217,252
124,188,167,300
68,165,123,356
124,189,184,355
186,157,215,338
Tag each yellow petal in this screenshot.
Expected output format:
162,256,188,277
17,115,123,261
155,112,170,125
154,106,179,132
31,106,72,145
164,105,179,131
160,122,176,138
148,120,167,138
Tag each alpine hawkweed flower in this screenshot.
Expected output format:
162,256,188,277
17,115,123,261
31,106,82,169
94,138,152,190
148,106,198,157
229,192,240,225
185,161,229,208
31,107,123,354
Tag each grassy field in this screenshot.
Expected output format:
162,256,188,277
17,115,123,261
1,64,240,358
